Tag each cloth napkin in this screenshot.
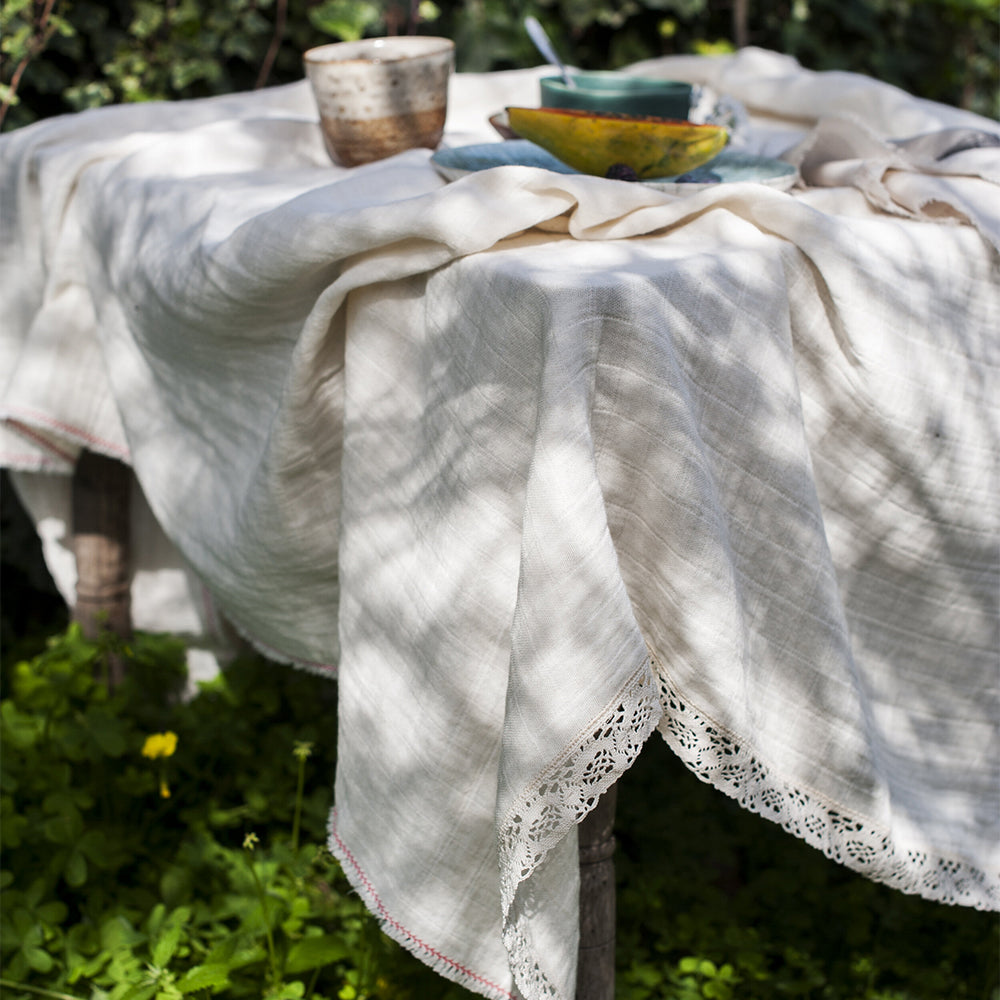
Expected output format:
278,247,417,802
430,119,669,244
786,116,1000,248
2,47,997,1000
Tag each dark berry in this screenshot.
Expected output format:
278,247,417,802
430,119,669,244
676,169,722,183
605,163,640,182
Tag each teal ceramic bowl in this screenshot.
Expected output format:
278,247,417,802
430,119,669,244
540,72,693,120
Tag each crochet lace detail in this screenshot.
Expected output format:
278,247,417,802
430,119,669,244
498,648,996,998
652,657,998,912
502,897,556,1000
499,661,662,999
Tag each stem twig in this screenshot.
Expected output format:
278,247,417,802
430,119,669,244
0,0,60,128
255,0,288,89
292,753,306,853
246,852,280,985
0,978,84,1000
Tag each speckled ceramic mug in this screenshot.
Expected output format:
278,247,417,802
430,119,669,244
304,36,454,167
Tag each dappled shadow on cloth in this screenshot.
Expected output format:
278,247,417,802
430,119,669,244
329,201,998,1000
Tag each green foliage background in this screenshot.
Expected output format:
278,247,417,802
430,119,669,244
2,0,998,132
2,479,999,999
1,624,998,999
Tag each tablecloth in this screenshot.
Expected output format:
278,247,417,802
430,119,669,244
2,47,998,1000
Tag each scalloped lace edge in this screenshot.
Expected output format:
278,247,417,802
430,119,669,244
651,652,999,912
498,660,663,998
496,644,997,999
331,639,995,1000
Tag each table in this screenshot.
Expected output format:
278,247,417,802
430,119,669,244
3,46,998,1000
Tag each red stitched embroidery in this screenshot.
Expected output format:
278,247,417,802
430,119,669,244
5,420,78,464
6,408,130,460
329,811,514,999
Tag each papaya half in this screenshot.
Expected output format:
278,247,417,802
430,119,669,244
505,106,728,180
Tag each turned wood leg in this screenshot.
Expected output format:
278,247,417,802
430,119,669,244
72,450,132,685
576,783,618,1000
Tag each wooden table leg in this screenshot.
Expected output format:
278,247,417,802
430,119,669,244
72,450,132,685
576,783,618,1000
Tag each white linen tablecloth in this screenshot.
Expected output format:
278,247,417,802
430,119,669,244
2,47,998,999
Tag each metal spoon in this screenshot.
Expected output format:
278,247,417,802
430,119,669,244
524,16,576,88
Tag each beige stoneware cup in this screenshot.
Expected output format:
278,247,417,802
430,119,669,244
304,36,454,167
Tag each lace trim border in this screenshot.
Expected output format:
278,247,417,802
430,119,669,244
498,660,663,998
652,657,999,912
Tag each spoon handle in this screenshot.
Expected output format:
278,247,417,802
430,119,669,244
524,16,576,88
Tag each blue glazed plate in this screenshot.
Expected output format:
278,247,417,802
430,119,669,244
431,140,798,194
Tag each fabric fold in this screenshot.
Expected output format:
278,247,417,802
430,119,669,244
785,114,1000,248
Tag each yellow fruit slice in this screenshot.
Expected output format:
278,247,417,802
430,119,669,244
505,106,728,180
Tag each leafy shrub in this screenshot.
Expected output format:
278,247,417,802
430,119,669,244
1,622,997,999
2,0,997,131
0,626,470,999
614,738,1000,1000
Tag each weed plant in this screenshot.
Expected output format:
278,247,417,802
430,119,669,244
0,626,997,999
614,741,999,1000
0,628,469,999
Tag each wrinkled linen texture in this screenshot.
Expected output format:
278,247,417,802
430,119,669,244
2,47,998,1000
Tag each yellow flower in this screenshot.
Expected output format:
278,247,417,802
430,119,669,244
142,731,178,759
159,779,171,799
293,740,314,762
